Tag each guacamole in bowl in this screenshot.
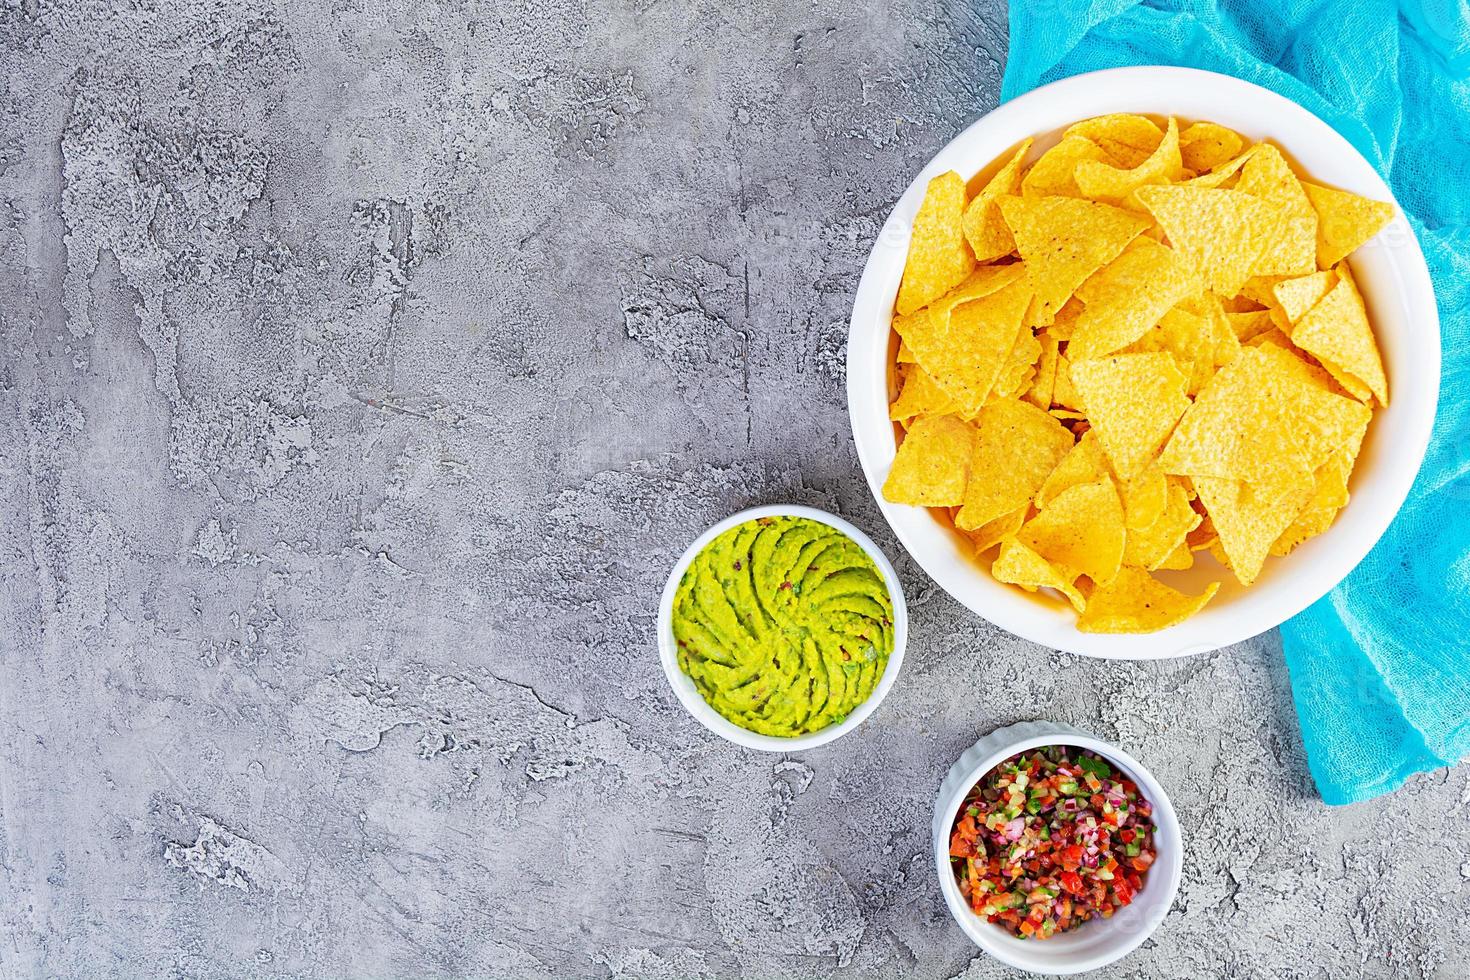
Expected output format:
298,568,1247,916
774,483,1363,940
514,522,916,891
658,505,907,750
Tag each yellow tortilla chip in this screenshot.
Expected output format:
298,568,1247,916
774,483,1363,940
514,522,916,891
881,414,978,506
1288,272,1388,405
1156,539,1195,570
1069,237,1199,360
1077,566,1219,633
998,195,1152,326
1302,181,1395,268
924,263,1030,321
889,364,957,421
992,328,1042,401
1179,122,1245,173
1037,429,1108,508
1120,306,1214,396
1159,344,1371,486
1123,481,1202,570
1270,269,1337,324
1069,352,1191,480
900,277,1035,415
1135,184,1272,295
896,340,917,363
1065,114,1165,169
963,140,1033,262
1119,463,1169,531
896,172,976,315
1047,298,1082,341
964,505,1027,558
1239,276,1284,307
1024,331,1060,410
1051,352,1080,410
992,538,1086,612
1019,479,1126,584
1270,415,1366,556
1180,145,1257,189
1226,309,1275,342
1075,117,1184,205
1193,475,1315,586
955,398,1075,530
1020,135,1108,198
1235,143,1317,277
1205,294,1243,374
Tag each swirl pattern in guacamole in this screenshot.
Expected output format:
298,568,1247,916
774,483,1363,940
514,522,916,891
672,515,894,737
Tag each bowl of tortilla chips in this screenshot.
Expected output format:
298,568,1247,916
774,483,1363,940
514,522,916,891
847,66,1439,658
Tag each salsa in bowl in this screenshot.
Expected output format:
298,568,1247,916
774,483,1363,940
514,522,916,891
948,746,1158,940
932,720,1182,975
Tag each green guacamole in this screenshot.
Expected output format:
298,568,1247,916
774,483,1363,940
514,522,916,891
672,515,894,737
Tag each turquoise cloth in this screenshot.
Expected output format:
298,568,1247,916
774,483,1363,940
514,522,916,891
1002,0,1470,804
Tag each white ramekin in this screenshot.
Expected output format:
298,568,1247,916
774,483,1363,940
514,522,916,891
933,720,1184,975
847,66,1441,658
656,504,908,751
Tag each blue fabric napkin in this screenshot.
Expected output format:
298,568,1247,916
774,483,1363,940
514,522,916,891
1002,0,1470,804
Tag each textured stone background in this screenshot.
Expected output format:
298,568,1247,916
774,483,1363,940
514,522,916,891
2,1,1467,978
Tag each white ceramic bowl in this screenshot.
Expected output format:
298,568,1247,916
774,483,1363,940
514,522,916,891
657,504,908,751
848,66,1440,659
933,720,1184,974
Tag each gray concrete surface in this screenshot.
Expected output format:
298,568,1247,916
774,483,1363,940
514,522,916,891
1,2,1467,978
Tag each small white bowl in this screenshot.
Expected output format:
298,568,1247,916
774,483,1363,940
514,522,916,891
933,721,1184,975
847,66,1441,658
657,504,908,751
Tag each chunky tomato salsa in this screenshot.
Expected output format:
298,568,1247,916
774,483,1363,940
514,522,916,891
949,746,1158,939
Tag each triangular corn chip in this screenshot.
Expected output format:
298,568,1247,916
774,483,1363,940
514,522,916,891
1065,114,1165,169
1024,331,1061,410
998,195,1152,326
881,414,977,506
1270,269,1337,324
1179,122,1245,174
1019,478,1126,584
1119,462,1169,531
993,538,1085,612
1288,271,1388,405
1020,135,1108,198
1301,181,1395,268
1226,309,1276,342
963,140,1033,262
1069,352,1191,480
889,364,957,421
1077,567,1219,633
1236,144,1317,277
1123,481,1202,570
1160,344,1371,486
1075,116,1184,205
965,505,1028,557
1156,539,1195,570
992,327,1042,401
896,172,976,314
1120,306,1215,396
956,398,1075,530
1036,429,1108,508
899,277,1035,415
1193,475,1314,585
1069,237,1199,360
1270,415,1367,556
1135,184,1272,295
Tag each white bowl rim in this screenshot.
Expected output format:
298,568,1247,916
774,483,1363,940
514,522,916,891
847,65,1441,659
656,504,909,751
932,720,1184,975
